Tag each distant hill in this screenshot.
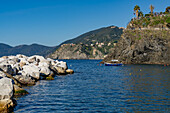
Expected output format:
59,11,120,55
48,26,124,59
0,43,56,57
61,26,123,45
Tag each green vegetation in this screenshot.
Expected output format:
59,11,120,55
46,76,54,80
15,90,29,94
128,5,170,29
165,6,170,14
124,30,170,40
166,16,170,23
134,5,140,18
60,26,123,45
131,14,169,28
80,45,92,55
150,5,154,15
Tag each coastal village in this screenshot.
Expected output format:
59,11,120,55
61,41,117,48
61,26,124,48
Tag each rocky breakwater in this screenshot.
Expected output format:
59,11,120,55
0,54,74,112
103,30,170,64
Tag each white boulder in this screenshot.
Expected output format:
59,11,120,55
22,64,40,79
39,66,51,76
27,56,36,63
0,71,7,77
38,61,49,67
0,77,13,100
56,61,68,70
14,74,36,85
34,55,46,62
0,58,5,63
16,54,27,58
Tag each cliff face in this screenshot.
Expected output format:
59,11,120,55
48,44,104,59
103,30,170,64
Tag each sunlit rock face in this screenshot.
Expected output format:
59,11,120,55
103,30,170,64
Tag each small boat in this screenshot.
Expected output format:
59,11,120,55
104,63,123,66
104,60,123,66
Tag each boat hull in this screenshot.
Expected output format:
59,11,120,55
104,63,123,66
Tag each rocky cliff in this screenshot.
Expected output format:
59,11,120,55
48,44,106,59
103,29,170,64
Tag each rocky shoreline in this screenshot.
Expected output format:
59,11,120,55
103,29,170,65
0,54,74,113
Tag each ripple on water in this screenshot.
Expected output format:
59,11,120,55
14,60,170,112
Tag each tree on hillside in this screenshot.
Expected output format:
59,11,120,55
134,5,140,19
165,6,170,14
150,5,154,15
139,11,144,17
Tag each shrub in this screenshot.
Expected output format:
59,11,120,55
46,76,54,80
166,16,170,23
152,20,160,26
145,14,150,17
160,20,164,24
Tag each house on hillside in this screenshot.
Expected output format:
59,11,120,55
108,43,111,46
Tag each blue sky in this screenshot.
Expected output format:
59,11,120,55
0,0,169,46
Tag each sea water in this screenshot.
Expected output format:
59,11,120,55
14,60,170,113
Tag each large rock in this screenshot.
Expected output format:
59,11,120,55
0,56,8,60
12,63,20,74
0,64,13,75
16,54,27,59
0,71,7,77
19,58,29,65
34,55,46,62
0,99,17,113
27,55,46,64
0,58,5,63
56,61,68,70
27,56,36,63
19,61,26,68
14,85,29,96
0,77,16,113
8,57,20,63
22,64,40,80
0,77,13,100
14,74,36,86
66,69,74,74
50,65,66,75
38,62,50,67
39,66,51,76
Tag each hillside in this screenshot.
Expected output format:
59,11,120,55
61,26,123,45
0,43,56,57
48,26,124,59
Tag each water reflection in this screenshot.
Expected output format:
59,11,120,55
121,65,170,112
